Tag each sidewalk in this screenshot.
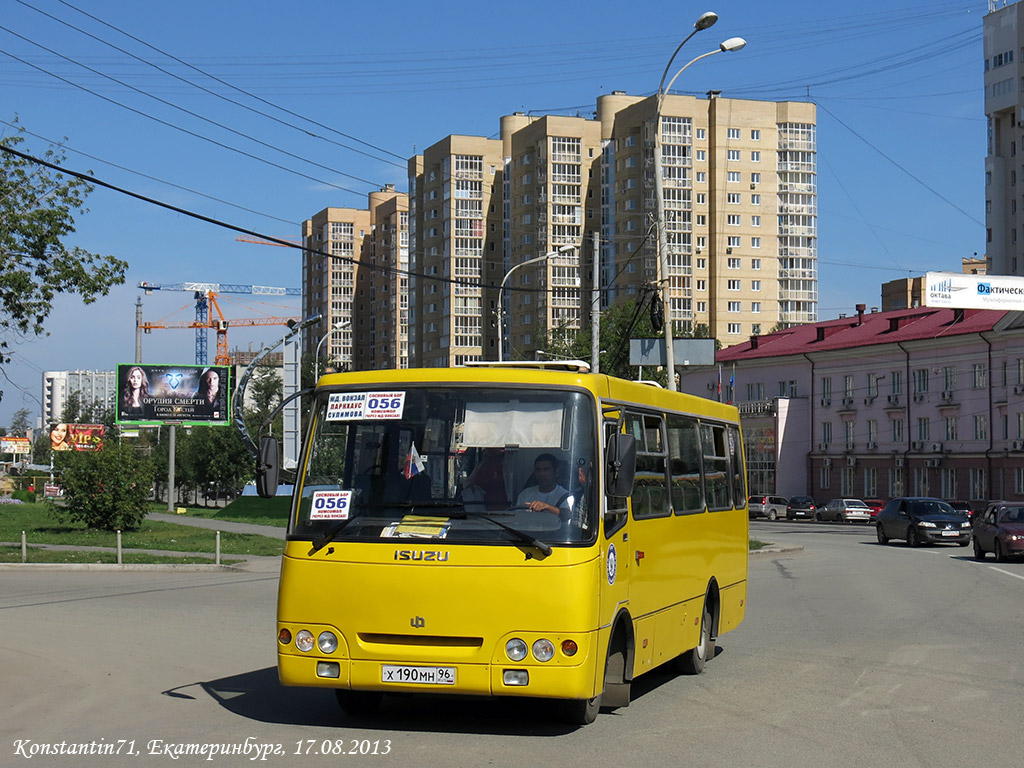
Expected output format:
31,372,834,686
147,511,286,539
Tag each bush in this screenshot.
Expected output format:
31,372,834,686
50,442,155,531
12,489,35,503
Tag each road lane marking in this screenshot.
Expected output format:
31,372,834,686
990,567,1024,581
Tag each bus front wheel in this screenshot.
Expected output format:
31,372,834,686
335,689,383,717
563,693,601,725
674,604,714,675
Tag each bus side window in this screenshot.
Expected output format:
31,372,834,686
667,414,704,514
701,422,732,511
604,420,628,536
626,411,668,519
728,424,745,505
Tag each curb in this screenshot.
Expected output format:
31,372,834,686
749,545,804,557
0,563,248,572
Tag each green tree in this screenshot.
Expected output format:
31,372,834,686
51,442,155,530
9,407,31,435
179,425,253,505
1,128,127,403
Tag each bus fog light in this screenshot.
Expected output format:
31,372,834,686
295,630,315,652
317,631,338,653
316,662,340,678
503,669,529,686
506,638,528,661
532,639,554,662
561,639,578,657
278,628,292,645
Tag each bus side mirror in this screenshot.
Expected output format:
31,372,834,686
605,433,636,498
256,436,280,498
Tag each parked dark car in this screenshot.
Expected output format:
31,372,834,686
972,501,1024,561
945,500,975,520
862,498,886,519
876,497,972,547
748,494,788,521
786,495,817,520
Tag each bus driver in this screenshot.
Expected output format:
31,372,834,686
517,453,572,520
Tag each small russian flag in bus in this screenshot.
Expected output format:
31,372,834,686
403,443,425,479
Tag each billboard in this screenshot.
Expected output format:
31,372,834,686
116,364,231,426
1,437,31,455
925,272,1024,310
49,423,105,452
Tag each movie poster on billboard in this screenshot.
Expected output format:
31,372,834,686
116,364,231,426
49,423,105,452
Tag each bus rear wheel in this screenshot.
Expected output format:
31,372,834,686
674,604,714,675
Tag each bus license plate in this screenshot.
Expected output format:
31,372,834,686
381,665,456,685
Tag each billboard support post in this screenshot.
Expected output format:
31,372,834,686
167,424,176,512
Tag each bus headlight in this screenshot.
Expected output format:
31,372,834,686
506,638,528,661
295,630,315,652
532,639,555,662
317,631,338,654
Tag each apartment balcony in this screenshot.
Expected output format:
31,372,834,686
777,161,817,173
778,203,818,215
779,268,818,281
778,224,817,237
778,138,816,151
779,309,817,324
777,181,817,193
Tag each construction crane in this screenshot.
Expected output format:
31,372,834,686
139,281,301,366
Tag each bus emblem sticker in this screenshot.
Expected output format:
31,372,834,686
606,544,617,585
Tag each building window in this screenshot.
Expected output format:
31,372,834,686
751,129,761,140
727,258,741,269
727,128,740,139
696,149,706,161
728,301,741,312
974,415,988,440
727,149,741,161
970,467,987,500
696,193,707,204
727,279,741,290
972,363,987,388
822,421,833,444
891,370,903,395
751,258,762,269
751,215,761,227
696,279,707,291
696,172,707,183
751,151,761,162
696,128,706,140
696,258,707,269
751,237,762,248
727,193,741,204
727,236,741,247
751,280,761,291
891,418,904,443
751,193,761,205
727,215,741,226
945,416,958,441
751,302,761,313
751,172,762,184
916,417,930,442
727,171,741,182
727,323,741,334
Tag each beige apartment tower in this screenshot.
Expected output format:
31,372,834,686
407,135,505,367
301,206,371,370
501,113,604,359
600,91,817,343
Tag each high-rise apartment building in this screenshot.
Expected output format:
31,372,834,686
500,114,603,358
301,206,372,370
984,0,1024,276
42,370,117,424
600,91,817,343
407,135,505,367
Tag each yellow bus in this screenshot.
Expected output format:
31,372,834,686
259,361,748,724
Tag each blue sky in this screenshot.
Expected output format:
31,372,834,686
0,0,988,427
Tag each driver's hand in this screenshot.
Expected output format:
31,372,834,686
526,500,558,515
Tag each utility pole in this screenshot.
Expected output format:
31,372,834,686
591,230,600,374
135,296,143,364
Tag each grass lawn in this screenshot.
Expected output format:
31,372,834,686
0,502,283,559
0,545,243,565
749,539,769,550
154,496,290,527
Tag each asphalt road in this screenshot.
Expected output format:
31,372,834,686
1,521,1021,767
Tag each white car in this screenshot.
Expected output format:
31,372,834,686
819,498,873,523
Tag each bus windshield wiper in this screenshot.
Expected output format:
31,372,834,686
308,518,355,555
445,511,553,559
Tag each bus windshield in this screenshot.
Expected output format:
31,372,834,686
292,386,597,547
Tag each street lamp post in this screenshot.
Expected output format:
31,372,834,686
654,13,745,390
497,245,574,362
314,320,350,381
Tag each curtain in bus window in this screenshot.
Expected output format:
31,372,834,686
462,400,564,448
667,414,704,514
701,422,732,511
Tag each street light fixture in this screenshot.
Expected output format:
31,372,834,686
314,319,350,381
654,21,745,390
497,244,574,362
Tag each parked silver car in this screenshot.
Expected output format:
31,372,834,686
748,494,788,521
818,498,873,523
